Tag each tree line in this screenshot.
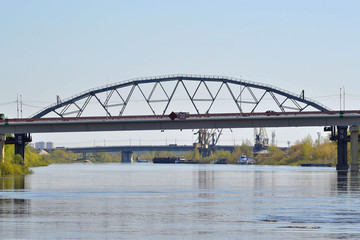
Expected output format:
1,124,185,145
256,135,338,165
1,133,358,175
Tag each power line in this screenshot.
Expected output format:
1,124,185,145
0,100,17,106
22,103,46,109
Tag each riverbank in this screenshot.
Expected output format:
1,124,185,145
135,136,338,166
0,162,32,175
0,145,48,176
0,134,340,175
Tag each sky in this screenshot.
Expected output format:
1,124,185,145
1,0,359,147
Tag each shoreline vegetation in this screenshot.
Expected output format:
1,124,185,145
0,134,352,176
134,135,339,166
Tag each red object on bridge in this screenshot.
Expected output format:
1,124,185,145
169,112,177,121
169,112,188,121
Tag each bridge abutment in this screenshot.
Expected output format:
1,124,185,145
350,125,359,172
121,151,133,163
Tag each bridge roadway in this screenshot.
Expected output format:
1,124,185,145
62,145,235,154
1,111,360,134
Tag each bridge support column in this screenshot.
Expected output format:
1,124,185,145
350,125,359,172
336,126,349,172
5,134,32,165
121,151,133,163
14,134,28,165
0,134,5,163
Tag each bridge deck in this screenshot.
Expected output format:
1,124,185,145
1,111,360,134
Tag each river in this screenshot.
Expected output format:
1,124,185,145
1,163,360,239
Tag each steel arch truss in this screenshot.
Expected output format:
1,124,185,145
31,75,330,118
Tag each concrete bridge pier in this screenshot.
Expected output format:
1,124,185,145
0,134,5,163
14,134,29,164
121,151,133,163
336,126,349,172
350,125,359,172
4,133,32,164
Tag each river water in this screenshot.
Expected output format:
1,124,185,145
1,163,360,239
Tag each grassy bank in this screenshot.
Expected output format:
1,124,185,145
255,136,338,166
134,135,344,166
0,145,48,176
0,162,33,175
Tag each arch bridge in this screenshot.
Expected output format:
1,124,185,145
1,74,359,171
31,74,330,118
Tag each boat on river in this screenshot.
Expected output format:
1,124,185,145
153,157,177,164
175,157,185,164
301,163,332,167
237,155,248,164
184,160,200,164
237,155,255,165
214,159,227,164
136,159,149,163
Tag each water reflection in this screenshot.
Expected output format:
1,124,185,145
0,176,30,216
197,170,215,190
336,171,360,193
195,169,215,200
349,172,360,191
337,172,348,191
1,176,25,190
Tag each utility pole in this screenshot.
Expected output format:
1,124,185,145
20,95,23,118
340,88,342,111
343,86,345,111
17,94,19,118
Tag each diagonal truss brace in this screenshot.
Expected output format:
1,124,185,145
31,75,330,118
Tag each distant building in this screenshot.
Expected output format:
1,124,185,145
34,141,55,150
35,142,46,149
46,142,55,149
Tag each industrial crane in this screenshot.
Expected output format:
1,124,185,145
194,129,222,157
254,128,269,153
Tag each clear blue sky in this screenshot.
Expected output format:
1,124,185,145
1,0,359,147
